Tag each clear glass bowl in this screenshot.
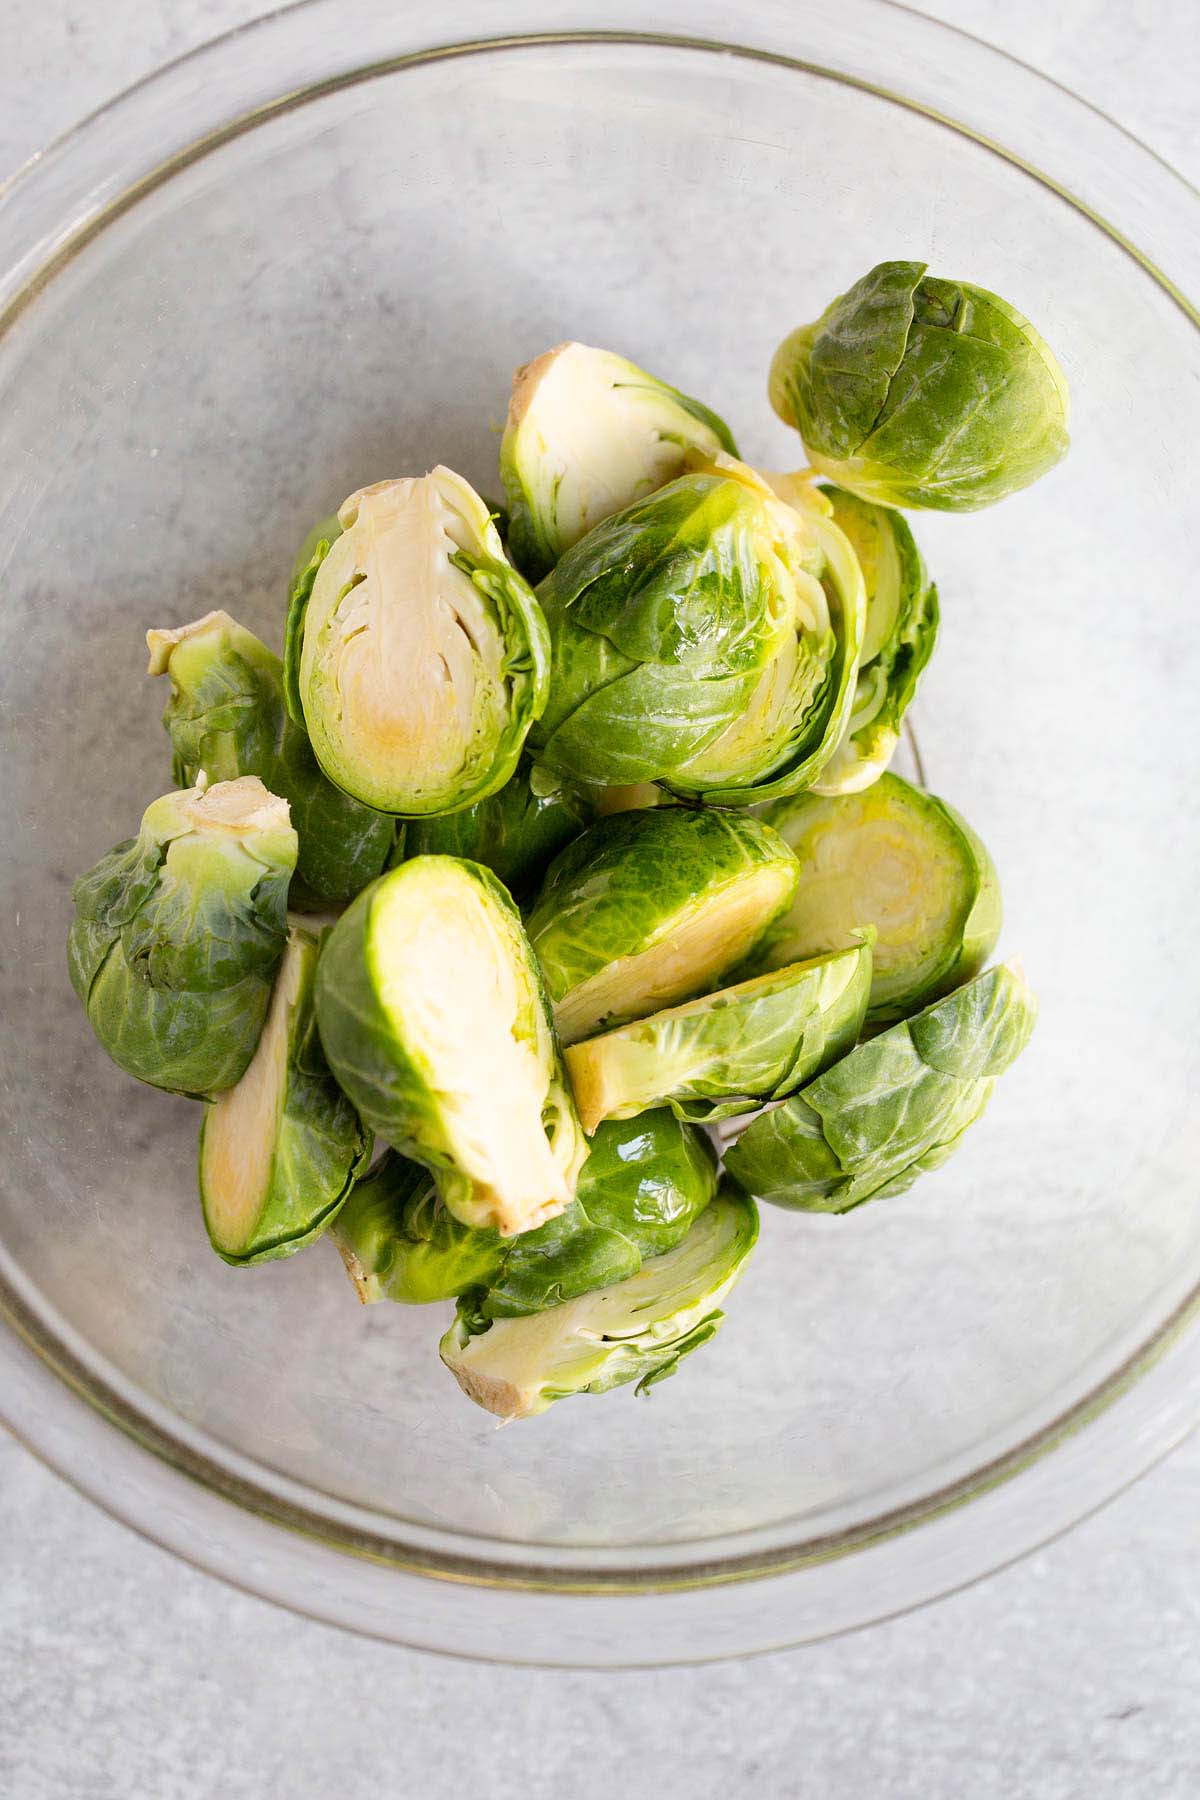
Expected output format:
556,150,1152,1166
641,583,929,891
2,0,1198,1666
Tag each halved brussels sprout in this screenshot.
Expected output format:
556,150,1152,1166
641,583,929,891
440,1182,758,1420
525,807,799,1045
333,1111,717,1314
315,856,586,1236
527,460,864,804
724,962,1036,1212
564,940,872,1131
68,777,296,1096
500,342,738,581
805,488,939,794
284,469,550,815
147,611,394,908
393,758,591,903
199,927,371,1263
769,261,1070,510
753,774,1000,1023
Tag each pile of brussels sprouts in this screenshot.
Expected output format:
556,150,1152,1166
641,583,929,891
69,261,1063,1421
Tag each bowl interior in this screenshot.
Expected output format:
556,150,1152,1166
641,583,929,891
2,34,1199,1573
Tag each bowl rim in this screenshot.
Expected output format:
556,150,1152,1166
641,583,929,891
2,0,1198,1663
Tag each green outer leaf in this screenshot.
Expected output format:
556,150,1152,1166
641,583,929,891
810,488,940,795
152,610,395,907
286,476,552,815
525,806,799,1016
283,536,334,727
754,773,1001,1023
769,260,1070,511
199,929,372,1265
67,782,297,1097
500,344,739,581
333,1113,718,1315
528,470,863,802
313,856,586,1234
394,759,592,902
564,942,872,1129
723,962,1036,1213
438,1182,759,1419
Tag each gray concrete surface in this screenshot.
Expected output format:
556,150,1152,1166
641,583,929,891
2,2,1198,1795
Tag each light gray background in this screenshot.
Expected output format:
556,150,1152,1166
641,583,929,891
2,2,1198,1795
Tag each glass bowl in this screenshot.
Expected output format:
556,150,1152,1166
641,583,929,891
2,0,1198,1667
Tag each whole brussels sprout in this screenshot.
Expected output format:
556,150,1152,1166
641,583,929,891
440,1182,758,1420
724,962,1036,1212
199,927,372,1263
769,261,1069,510
333,1110,717,1315
147,610,395,908
753,773,1000,1024
284,468,550,815
68,777,297,1097
500,341,738,581
314,856,586,1237
527,458,865,804
393,758,591,903
806,487,939,794
525,806,800,1045
564,940,872,1131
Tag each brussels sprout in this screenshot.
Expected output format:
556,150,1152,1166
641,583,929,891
393,758,591,902
500,342,738,581
315,856,586,1236
68,777,297,1096
805,488,939,794
564,940,871,1131
284,468,550,815
147,611,395,908
592,782,664,816
753,774,1000,1023
724,962,1036,1212
440,1182,758,1419
525,806,799,1045
199,927,371,1263
769,261,1069,510
527,460,864,804
333,1111,717,1314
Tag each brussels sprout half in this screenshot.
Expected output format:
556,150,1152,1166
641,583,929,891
527,461,864,805
393,758,591,903
500,341,738,581
148,611,395,908
769,260,1069,511
724,962,1036,1212
284,468,549,815
526,806,799,1045
199,927,371,1263
315,856,586,1236
806,487,939,795
754,773,1000,1023
68,777,297,1097
564,940,871,1131
332,1111,717,1316
440,1182,758,1420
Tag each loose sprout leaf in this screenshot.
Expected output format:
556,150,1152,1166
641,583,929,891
723,962,1036,1213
